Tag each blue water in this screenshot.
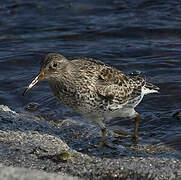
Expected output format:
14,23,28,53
0,0,181,152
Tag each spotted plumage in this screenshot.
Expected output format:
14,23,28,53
24,53,159,148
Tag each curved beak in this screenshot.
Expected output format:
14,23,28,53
23,71,45,96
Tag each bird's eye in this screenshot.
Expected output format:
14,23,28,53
49,62,58,70
52,62,57,68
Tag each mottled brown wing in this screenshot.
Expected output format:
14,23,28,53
96,67,146,105
72,58,146,104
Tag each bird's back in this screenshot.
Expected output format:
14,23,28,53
71,57,157,106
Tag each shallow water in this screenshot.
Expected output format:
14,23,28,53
0,0,181,153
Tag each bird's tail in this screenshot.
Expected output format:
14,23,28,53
129,71,160,94
144,82,160,94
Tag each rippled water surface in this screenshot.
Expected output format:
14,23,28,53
0,0,181,153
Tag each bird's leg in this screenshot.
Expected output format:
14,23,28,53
132,114,140,144
97,127,107,149
81,119,116,151
96,120,107,149
97,121,116,149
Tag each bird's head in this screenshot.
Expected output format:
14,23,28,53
23,53,68,95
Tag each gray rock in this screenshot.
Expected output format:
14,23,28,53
0,165,80,180
0,105,180,180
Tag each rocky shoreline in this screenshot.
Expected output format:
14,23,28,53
0,105,180,180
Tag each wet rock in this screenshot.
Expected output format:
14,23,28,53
0,105,180,180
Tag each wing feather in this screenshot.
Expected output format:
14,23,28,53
96,67,145,105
